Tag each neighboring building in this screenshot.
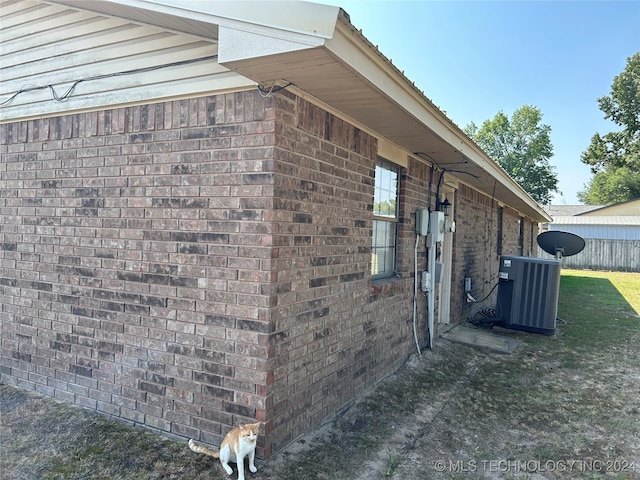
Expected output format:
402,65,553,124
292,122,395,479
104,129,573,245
579,199,640,216
543,204,604,217
541,201,640,271
0,0,549,458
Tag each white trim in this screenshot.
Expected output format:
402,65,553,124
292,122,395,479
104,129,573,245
218,25,324,64
378,139,408,169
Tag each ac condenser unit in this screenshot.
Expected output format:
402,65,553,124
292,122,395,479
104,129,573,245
496,256,561,335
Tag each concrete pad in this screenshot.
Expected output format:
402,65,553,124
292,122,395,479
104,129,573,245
441,326,521,354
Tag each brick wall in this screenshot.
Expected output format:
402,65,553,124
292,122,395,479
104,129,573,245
0,89,422,458
0,92,276,454
449,184,538,324
1,88,540,459
264,94,430,454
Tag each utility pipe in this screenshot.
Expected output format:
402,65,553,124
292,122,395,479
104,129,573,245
412,234,422,356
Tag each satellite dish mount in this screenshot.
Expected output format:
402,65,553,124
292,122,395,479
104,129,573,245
537,231,586,261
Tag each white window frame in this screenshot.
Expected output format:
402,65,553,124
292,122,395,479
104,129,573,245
371,159,399,279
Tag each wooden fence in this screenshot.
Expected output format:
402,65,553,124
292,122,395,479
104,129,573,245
538,239,640,272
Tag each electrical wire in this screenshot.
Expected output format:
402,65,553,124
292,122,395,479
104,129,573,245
0,55,219,106
476,281,500,304
484,178,498,304
257,82,293,97
427,165,435,212
468,305,502,328
465,281,501,328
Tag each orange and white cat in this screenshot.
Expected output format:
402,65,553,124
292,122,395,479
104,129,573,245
188,422,260,480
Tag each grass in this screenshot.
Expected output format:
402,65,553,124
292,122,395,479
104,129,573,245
1,269,639,479
381,451,402,479
431,270,640,478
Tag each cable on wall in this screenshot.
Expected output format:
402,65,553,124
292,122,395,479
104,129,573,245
486,178,498,303
257,81,294,98
0,54,219,106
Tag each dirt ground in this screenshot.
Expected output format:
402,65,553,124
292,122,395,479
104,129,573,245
263,323,640,480
1,271,639,479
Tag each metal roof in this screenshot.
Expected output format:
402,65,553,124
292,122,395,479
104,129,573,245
549,216,640,226
544,205,604,217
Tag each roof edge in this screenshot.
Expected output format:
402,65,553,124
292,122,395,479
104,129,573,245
50,0,341,40
330,16,550,223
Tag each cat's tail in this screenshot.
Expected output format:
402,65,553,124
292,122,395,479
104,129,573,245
188,439,220,458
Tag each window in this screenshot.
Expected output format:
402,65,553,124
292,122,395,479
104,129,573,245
372,160,399,278
517,216,524,256
496,206,503,256
530,221,535,255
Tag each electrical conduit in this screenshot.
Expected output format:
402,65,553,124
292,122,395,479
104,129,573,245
413,234,422,356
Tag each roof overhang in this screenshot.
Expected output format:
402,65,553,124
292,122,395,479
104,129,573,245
46,0,550,222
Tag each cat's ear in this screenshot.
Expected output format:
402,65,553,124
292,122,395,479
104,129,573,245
239,421,261,431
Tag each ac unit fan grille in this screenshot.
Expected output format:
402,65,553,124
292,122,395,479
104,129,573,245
496,256,560,335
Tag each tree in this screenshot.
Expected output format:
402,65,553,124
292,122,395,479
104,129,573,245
578,166,640,204
465,105,559,204
580,53,640,204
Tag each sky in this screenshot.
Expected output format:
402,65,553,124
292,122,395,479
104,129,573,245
309,0,640,204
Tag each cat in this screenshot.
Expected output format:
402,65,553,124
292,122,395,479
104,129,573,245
188,422,260,480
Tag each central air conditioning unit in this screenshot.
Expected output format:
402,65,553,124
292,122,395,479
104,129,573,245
496,255,561,335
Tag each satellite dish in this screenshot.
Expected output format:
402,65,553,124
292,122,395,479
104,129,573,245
537,231,585,260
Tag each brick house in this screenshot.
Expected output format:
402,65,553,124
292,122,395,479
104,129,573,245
0,0,550,457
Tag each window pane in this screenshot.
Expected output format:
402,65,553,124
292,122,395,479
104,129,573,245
372,161,399,279
374,164,398,218
371,219,396,277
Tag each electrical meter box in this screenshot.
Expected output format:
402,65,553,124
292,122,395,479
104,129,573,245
415,209,429,236
429,211,445,242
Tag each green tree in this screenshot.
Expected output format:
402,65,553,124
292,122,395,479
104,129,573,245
578,166,640,204
580,53,640,204
465,105,559,204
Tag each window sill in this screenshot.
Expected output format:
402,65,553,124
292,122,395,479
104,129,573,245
370,276,405,296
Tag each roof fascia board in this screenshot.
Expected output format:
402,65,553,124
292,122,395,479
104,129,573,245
138,0,341,39
45,0,219,41
50,0,339,62
216,25,326,64
327,19,549,221
51,0,340,41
